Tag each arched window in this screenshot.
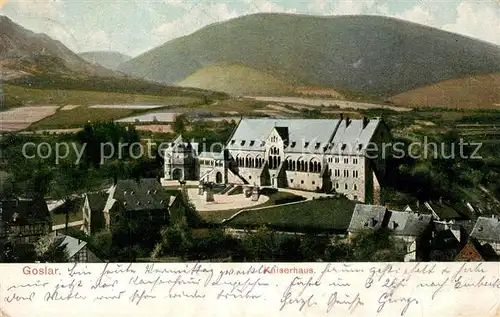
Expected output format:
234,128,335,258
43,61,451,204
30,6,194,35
310,161,314,172
318,163,321,172
293,161,296,171
278,156,281,168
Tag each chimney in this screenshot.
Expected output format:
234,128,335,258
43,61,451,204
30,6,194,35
340,113,344,121
439,197,443,204
346,116,351,127
416,200,420,208
362,116,369,129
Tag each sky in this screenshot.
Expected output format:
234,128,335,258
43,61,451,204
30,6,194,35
0,0,499,57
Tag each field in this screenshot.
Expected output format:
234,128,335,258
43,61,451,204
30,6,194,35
116,112,178,123
4,84,202,108
0,105,59,131
134,125,173,133
389,73,500,109
246,96,411,112
30,106,137,129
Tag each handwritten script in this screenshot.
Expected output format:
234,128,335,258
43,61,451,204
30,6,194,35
1,262,498,316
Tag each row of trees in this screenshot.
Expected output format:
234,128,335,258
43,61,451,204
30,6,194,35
150,218,406,262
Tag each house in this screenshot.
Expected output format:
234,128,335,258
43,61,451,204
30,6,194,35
82,192,108,235
83,179,172,233
386,211,432,261
0,198,52,246
55,234,101,262
347,204,389,238
347,204,432,261
161,117,391,204
469,215,500,255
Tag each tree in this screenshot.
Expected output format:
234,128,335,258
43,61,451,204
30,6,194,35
151,217,193,259
240,226,280,261
35,235,69,263
349,229,405,262
173,114,189,134
50,163,90,232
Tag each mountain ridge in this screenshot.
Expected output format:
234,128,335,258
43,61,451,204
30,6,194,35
0,15,115,78
79,51,132,70
119,13,500,97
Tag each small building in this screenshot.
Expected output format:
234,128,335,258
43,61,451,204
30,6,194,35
347,204,432,261
161,135,199,183
386,210,432,261
470,215,500,255
82,192,108,235
55,234,101,263
0,198,52,246
347,204,389,239
82,179,173,233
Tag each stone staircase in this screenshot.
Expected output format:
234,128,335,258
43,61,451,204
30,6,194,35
219,184,234,195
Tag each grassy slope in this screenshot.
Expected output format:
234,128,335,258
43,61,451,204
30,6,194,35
119,13,500,97
225,197,356,231
389,73,500,109
179,63,297,95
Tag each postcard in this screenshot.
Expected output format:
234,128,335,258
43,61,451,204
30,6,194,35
0,0,499,316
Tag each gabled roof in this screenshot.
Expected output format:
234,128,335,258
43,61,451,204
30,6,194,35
454,239,484,261
85,192,108,213
55,235,87,259
164,135,199,155
470,216,500,242
112,178,170,212
273,127,289,143
348,204,387,232
387,211,432,236
225,118,340,153
328,118,382,155
425,201,463,220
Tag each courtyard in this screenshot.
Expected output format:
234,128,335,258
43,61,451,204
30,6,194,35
186,187,269,212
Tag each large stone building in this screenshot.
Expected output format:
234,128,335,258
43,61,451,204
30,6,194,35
161,116,391,204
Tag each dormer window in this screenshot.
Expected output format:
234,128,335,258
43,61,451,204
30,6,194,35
358,144,363,150
231,140,235,145
291,141,296,148
241,140,246,146
341,144,347,150
304,142,309,148
315,142,320,149
250,140,255,146
261,141,266,146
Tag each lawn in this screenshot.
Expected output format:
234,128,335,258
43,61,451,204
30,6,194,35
199,189,306,224
225,196,356,233
30,106,138,129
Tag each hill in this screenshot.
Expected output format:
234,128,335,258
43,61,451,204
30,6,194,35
389,73,500,109
119,13,500,97
79,51,132,70
0,15,114,78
